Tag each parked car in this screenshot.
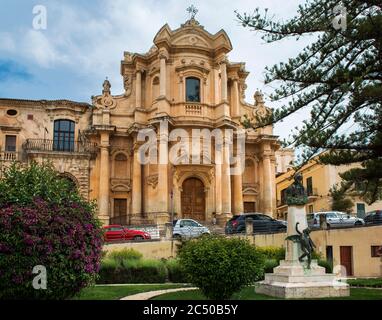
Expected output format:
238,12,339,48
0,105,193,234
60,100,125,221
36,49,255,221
225,213,287,234
307,211,364,229
172,219,210,240
364,210,382,225
103,224,151,242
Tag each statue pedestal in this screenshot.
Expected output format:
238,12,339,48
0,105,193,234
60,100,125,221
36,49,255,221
256,205,349,299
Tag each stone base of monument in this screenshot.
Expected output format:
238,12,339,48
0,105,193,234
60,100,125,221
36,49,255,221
256,260,350,299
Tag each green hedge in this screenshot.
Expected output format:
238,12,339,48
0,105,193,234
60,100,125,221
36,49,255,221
165,259,186,283
98,258,167,284
258,246,333,274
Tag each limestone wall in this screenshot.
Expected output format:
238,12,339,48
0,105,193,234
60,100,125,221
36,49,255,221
103,240,177,260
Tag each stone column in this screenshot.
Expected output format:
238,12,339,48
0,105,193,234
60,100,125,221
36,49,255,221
215,145,222,215
233,154,244,214
159,55,167,97
214,68,220,104
132,143,142,216
262,153,273,216
286,205,309,261
221,136,231,215
158,130,169,214
135,70,142,108
98,132,110,224
220,61,228,102
231,77,240,117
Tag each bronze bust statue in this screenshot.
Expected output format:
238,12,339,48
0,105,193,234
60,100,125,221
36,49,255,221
285,173,308,205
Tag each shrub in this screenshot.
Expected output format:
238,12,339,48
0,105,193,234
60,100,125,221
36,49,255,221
264,259,279,274
178,235,265,300
107,248,143,262
0,162,103,299
317,259,333,273
256,246,285,262
97,258,167,284
165,259,186,283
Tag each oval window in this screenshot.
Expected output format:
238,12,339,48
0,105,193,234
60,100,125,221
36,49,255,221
6,109,18,116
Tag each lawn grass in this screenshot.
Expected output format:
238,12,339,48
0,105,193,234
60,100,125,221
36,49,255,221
151,287,382,300
73,284,189,300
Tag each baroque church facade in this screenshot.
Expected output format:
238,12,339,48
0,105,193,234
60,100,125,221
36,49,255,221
0,17,280,226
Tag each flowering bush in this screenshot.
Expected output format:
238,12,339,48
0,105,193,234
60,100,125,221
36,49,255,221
0,162,103,299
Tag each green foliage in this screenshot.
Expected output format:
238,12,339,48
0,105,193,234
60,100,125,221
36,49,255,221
178,236,265,300
0,162,88,206
0,162,103,299
347,278,382,288
237,1,382,204
330,184,354,213
264,259,279,273
98,257,167,284
256,246,285,261
317,259,333,273
165,259,186,283
107,249,143,262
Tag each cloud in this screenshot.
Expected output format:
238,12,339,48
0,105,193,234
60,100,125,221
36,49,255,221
0,32,15,52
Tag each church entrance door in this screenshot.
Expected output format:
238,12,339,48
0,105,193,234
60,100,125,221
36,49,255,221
181,178,205,222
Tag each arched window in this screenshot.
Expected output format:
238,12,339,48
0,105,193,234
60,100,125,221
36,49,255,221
186,77,200,102
53,120,75,152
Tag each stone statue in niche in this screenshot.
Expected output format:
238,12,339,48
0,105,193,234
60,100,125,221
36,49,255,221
123,74,132,97
102,78,111,95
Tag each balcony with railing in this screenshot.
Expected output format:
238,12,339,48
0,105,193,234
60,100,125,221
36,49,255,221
23,139,98,155
0,151,20,161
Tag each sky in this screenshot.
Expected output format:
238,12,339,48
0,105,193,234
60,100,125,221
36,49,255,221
0,0,315,142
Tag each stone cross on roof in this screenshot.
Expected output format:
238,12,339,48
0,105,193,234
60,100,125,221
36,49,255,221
186,5,198,20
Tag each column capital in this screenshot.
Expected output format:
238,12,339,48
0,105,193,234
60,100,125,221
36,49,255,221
99,144,110,150
158,50,169,61
135,68,145,74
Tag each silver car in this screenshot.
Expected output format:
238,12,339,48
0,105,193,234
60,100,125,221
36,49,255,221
307,211,364,229
172,219,210,240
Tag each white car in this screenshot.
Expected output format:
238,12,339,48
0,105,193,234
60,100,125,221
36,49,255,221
307,211,364,229
172,219,210,240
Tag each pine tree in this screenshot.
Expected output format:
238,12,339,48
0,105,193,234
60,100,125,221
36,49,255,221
330,184,354,213
236,0,382,204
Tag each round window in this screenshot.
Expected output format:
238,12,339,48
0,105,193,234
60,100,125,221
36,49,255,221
6,109,18,116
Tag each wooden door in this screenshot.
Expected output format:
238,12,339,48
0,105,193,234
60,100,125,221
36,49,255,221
181,178,205,222
244,202,256,213
340,246,353,276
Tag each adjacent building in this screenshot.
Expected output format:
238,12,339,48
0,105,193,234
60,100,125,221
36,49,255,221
276,153,382,219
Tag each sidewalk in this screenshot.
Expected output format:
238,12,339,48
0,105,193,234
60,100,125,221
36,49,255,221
120,287,197,300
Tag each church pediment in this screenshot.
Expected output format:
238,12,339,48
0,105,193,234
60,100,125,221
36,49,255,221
153,20,232,54
172,34,211,49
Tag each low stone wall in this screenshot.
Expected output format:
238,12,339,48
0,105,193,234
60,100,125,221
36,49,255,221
103,225,382,278
103,240,177,260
